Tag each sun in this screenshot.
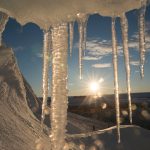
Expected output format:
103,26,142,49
89,81,99,92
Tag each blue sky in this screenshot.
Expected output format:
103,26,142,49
3,5,150,96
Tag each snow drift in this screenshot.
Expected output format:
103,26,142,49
0,46,50,150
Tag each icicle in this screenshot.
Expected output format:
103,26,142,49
77,13,89,79
0,12,9,46
83,16,89,56
50,23,68,150
120,13,132,124
69,22,74,57
41,28,52,127
139,0,147,78
112,17,121,143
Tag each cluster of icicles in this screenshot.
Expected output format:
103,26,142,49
0,0,147,149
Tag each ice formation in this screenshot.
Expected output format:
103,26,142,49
112,17,120,143
0,0,149,149
50,23,68,150
41,29,51,126
0,12,8,46
69,22,74,57
0,0,142,29
120,13,132,124
77,13,89,79
139,0,147,78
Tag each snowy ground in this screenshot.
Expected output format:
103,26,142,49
0,46,150,150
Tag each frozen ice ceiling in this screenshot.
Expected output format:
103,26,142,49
0,0,142,29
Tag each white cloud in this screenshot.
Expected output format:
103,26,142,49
85,38,123,59
92,63,112,68
83,56,102,60
13,46,24,52
129,21,150,51
130,60,140,66
36,53,43,58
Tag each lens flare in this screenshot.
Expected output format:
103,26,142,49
89,81,99,92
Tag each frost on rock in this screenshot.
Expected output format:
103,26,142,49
120,13,132,124
0,12,9,46
41,29,52,127
50,23,68,150
112,17,121,143
69,22,74,57
139,0,147,78
77,13,89,79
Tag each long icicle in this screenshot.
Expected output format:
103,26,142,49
69,22,74,57
41,29,51,127
50,23,68,150
139,0,147,78
120,13,132,124
112,17,121,143
83,15,89,56
0,12,9,46
77,13,89,79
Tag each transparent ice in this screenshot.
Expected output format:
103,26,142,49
41,29,52,126
120,13,132,124
139,0,147,78
69,22,74,57
112,17,121,143
77,13,89,79
50,23,68,150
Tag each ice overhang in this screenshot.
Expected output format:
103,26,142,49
0,0,143,29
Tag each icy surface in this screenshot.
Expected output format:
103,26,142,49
0,0,142,29
50,23,68,150
41,29,51,126
139,0,147,78
69,22,74,57
0,12,8,45
112,17,120,143
120,13,132,124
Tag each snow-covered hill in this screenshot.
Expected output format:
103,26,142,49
0,46,50,150
0,46,150,150
67,113,111,134
67,125,150,150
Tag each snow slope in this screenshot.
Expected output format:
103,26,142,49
0,46,50,150
67,113,111,134
67,125,150,150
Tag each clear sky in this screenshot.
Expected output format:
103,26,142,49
3,5,150,96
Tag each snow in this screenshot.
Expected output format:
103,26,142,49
0,12,8,45
67,125,150,150
0,0,142,29
0,46,51,150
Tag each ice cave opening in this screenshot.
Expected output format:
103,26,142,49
0,0,150,150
